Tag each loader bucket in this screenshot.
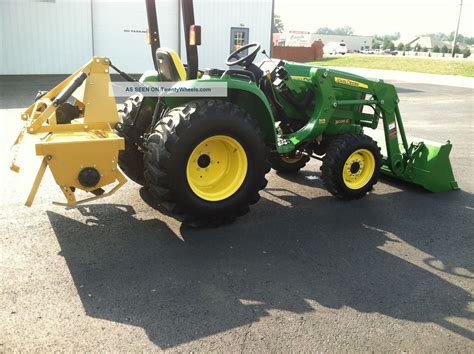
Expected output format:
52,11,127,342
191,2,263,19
10,57,127,206
376,134,458,193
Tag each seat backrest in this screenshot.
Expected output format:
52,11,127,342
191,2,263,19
156,48,187,81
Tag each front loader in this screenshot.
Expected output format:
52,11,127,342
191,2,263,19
11,0,458,226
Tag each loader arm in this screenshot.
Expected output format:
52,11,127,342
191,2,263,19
281,66,457,193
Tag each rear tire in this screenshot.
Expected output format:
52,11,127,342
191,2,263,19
321,133,382,200
144,100,270,227
117,94,154,185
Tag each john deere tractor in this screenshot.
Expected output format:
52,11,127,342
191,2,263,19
11,0,457,226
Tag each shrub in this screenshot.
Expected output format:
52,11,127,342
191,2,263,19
462,47,471,58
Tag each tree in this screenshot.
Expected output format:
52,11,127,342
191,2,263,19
414,43,422,52
422,47,429,52
373,42,381,49
315,26,354,35
375,33,400,41
462,47,471,58
397,43,404,51
432,45,440,53
404,43,412,51
337,26,354,36
453,45,461,54
315,27,332,35
382,38,394,50
373,35,383,42
422,32,474,45
272,14,284,33
441,45,449,53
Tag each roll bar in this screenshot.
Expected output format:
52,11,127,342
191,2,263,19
145,0,160,70
145,0,200,80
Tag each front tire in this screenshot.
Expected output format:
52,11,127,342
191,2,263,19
144,100,270,226
321,133,382,200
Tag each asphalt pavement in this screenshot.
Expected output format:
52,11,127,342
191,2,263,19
0,75,473,351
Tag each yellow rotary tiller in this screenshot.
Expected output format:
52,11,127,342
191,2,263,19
11,57,126,206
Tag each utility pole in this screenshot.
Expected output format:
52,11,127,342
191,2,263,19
451,0,463,57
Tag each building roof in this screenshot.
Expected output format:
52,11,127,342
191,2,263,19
394,36,451,49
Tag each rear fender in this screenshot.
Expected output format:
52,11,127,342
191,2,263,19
163,78,277,145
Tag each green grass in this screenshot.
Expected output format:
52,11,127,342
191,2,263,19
309,55,474,77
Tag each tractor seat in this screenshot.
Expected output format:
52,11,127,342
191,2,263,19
156,48,187,81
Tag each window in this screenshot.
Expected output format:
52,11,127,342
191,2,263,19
230,27,249,55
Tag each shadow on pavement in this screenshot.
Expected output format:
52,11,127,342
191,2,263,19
47,184,474,349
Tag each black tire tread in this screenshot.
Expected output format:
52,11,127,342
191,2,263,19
144,99,270,227
117,94,150,185
118,94,152,186
321,133,382,200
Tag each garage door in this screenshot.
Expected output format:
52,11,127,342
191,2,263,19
91,0,179,74
0,0,93,75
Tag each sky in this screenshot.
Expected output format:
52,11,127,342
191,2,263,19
274,0,474,39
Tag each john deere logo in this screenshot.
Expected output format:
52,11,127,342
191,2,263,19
334,77,368,89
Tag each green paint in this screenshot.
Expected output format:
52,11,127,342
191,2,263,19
139,62,457,193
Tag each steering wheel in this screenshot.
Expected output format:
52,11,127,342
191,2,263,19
226,42,261,67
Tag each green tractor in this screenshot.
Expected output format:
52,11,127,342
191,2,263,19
116,0,457,225
12,0,457,227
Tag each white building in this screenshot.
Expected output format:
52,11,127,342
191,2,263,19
310,34,373,52
0,0,273,75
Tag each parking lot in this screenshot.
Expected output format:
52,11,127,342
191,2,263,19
1,76,473,351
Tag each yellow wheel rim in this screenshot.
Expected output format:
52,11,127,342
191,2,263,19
186,135,248,201
281,151,303,164
342,149,375,190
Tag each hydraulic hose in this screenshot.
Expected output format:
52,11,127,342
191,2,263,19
53,72,87,107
